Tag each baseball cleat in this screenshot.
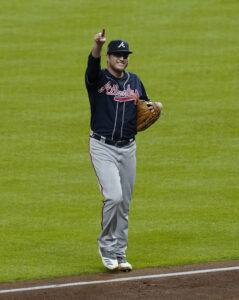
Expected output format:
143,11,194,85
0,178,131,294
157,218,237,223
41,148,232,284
117,256,132,272
99,248,118,270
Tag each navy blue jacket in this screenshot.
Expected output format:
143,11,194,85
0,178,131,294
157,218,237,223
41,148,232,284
85,53,149,140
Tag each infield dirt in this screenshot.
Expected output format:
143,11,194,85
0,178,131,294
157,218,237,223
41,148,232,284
0,260,239,299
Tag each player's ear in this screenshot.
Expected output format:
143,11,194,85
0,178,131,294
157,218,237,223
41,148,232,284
106,54,109,64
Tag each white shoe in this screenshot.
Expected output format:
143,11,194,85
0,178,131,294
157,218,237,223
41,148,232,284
117,256,132,272
99,248,118,270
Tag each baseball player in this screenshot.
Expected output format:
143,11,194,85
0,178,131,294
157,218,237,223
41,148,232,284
85,29,156,271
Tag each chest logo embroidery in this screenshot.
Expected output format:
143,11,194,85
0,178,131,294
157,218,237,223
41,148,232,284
98,81,139,103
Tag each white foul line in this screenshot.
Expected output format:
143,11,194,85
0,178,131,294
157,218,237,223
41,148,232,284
0,266,239,294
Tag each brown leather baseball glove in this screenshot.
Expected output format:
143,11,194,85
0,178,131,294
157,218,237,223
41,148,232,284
136,100,162,132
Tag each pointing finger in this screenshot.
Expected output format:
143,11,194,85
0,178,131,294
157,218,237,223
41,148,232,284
101,28,105,37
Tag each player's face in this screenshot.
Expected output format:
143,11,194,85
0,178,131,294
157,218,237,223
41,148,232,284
107,52,129,76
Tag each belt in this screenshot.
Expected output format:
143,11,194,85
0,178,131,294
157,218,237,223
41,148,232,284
91,133,135,148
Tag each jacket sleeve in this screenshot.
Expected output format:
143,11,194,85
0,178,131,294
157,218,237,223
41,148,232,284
85,53,101,90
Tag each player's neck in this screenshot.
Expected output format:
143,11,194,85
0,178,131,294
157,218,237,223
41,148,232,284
107,66,124,78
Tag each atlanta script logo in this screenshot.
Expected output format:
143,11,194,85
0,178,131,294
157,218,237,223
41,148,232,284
98,81,139,103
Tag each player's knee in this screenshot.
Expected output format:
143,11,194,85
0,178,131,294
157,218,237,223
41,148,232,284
111,191,123,205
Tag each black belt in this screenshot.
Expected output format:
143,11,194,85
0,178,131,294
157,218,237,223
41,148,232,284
91,133,135,148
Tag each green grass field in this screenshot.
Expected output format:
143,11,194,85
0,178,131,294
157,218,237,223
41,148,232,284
1,0,238,282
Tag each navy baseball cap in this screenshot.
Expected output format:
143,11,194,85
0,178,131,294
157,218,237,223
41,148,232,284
107,39,133,54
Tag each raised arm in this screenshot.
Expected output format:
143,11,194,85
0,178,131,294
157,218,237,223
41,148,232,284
91,28,106,58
